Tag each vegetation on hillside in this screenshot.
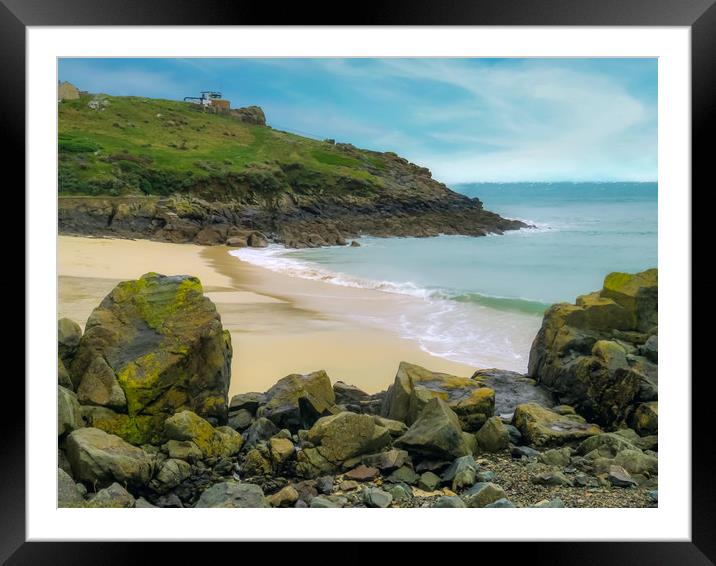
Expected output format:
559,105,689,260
58,94,393,200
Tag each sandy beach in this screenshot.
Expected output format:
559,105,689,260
59,236,477,396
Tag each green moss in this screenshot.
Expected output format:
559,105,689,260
88,410,164,445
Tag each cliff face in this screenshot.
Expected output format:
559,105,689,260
58,94,525,247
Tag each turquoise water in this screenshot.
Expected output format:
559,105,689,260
232,182,657,371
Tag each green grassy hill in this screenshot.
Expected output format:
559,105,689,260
59,94,399,201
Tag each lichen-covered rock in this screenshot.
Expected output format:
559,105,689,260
269,437,295,466
150,458,192,493
305,411,391,464
475,416,510,452
577,432,639,458
194,481,268,508
295,447,337,478
463,482,507,508
58,358,73,390
528,269,657,428
395,398,471,460
65,427,154,488
381,362,494,431
164,439,203,462
76,356,127,411
69,273,232,438
512,403,601,447
80,405,164,445
257,371,336,430
58,386,83,437
267,485,299,507
164,410,243,459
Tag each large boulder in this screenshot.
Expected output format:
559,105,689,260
80,406,165,446
305,411,391,464
381,362,494,431
395,398,471,460
194,481,268,508
69,273,232,441
528,269,658,427
257,370,336,430
512,403,601,447
65,427,154,488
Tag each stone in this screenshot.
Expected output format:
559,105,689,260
395,398,471,460
58,386,83,437
513,403,601,447
441,455,478,491
164,411,243,459
80,405,164,446
476,470,496,483
89,482,135,508
362,487,393,508
350,241,361,247
310,495,341,508
388,466,419,485
418,471,442,491
470,368,556,416
485,498,516,508
194,481,269,508
228,409,254,431
608,465,638,487
65,427,154,488
532,471,573,487
69,273,232,432
58,449,72,475
339,480,360,491
577,433,638,458
614,449,658,476
361,448,410,471
242,449,273,476
76,356,127,411
381,362,494,431
640,334,658,363
295,447,337,478
243,417,279,449
229,392,266,414
333,381,369,405
214,457,233,474
512,445,540,459
387,483,413,502
58,318,82,366
226,236,248,248
316,476,334,494
269,437,295,466
475,416,510,452
504,424,522,444
538,447,572,467
344,465,380,482
267,485,300,507
531,498,566,508
633,402,658,436
150,458,192,493
58,358,73,389
135,497,158,508
164,439,203,462
305,411,390,464
155,493,183,507
463,482,507,508
433,495,466,508
257,370,336,430
372,416,408,438
57,468,84,507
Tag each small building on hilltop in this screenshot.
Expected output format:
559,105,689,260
58,81,80,101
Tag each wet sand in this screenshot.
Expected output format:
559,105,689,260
58,236,477,395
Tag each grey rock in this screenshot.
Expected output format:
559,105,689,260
194,481,269,508
418,471,441,491
485,498,516,508
433,496,466,508
228,409,254,431
58,386,83,437
89,482,135,508
387,465,419,485
463,482,507,508
57,468,84,507
362,487,393,508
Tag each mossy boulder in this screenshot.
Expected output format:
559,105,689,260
576,432,638,458
257,370,336,430
528,269,657,428
65,427,154,488
475,416,510,453
381,362,494,431
305,411,391,464
164,410,243,459
395,398,471,460
58,386,83,437
69,273,232,439
80,405,164,445
512,403,601,447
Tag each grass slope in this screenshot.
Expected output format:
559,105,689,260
58,94,393,200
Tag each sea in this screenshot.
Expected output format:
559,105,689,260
230,182,658,373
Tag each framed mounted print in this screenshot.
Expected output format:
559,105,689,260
5,0,709,561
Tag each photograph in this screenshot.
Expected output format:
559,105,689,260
55,56,660,510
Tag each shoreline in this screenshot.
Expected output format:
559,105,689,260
59,235,478,395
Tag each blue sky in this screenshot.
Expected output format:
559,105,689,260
59,58,657,183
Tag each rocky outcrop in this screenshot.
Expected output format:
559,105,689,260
69,273,232,443
528,269,658,429
381,362,494,431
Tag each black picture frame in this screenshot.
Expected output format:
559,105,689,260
4,0,707,562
